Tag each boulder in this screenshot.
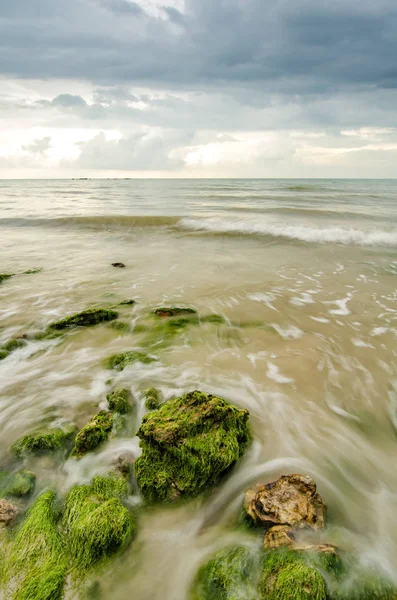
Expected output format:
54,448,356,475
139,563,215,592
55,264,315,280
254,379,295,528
245,474,326,530
0,499,19,526
134,390,250,502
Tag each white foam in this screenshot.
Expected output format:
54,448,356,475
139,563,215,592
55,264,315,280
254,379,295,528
271,324,303,340
266,362,294,384
178,217,397,247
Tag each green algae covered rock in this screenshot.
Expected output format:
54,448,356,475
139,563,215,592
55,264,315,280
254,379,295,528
0,469,36,497
6,490,68,600
260,550,327,600
63,474,135,572
3,339,26,353
192,545,259,600
143,387,162,410
0,273,14,284
118,299,136,306
49,308,118,330
0,349,9,361
107,388,132,414
106,350,157,371
11,426,77,458
109,320,131,334
153,307,197,317
71,411,114,457
134,390,250,502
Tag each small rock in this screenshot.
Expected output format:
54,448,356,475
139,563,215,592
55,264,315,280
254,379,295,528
0,498,19,526
245,474,326,530
112,262,125,268
113,452,135,476
264,525,296,549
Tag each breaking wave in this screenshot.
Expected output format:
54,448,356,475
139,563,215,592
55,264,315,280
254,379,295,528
178,217,397,247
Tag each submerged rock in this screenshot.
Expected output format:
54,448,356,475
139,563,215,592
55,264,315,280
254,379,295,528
63,475,135,571
153,307,197,317
106,350,157,371
109,320,131,334
113,451,135,476
11,426,77,458
0,273,14,283
111,262,126,268
0,498,19,526
6,491,67,599
71,411,114,457
0,337,26,361
0,469,36,497
134,390,250,502
49,308,118,330
107,388,133,414
245,474,326,530
191,545,259,600
118,299,136,306
23,268,42,275
142,387,162,410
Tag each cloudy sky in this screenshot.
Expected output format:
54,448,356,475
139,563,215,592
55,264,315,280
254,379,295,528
1,0,397,178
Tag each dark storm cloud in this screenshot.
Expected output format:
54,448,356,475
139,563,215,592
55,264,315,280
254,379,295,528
0,0,397,92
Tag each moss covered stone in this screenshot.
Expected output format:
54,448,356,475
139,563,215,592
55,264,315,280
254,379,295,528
71,411,114,457
0,469,36,497
134,390,250,502
260,550,327,600
63,474,135,572
3,338,26,353
107,388,132,414
118,299,136,306
153,307,197,317
0,273,14,283
49,308,118,330
11,426,77,458
106,350,157,371
191,545,259,600
143,387,162,410
6,490,68,600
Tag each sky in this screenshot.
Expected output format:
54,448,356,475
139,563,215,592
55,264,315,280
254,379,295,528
1,0,397,178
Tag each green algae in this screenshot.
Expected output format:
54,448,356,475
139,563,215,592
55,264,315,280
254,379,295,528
0,274,14,284
63,475,135,573
71,411,114,458
200,314,227,325
0,350,9,361
49,308,118,330
6,491,68,600
11,426,77,458
107,388,132,414
0,469,36,497
23,268,42,275
191,545,259,600
106,350,157,371
143,387,162,410
134,390,250,502
3,339,26,353
260,550,327,600
153,307,197,317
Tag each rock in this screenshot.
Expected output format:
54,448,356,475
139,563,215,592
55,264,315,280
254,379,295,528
245,474,326,530
11,426,77,458
142,387,162,410
0,499,19,526
264,525,296,549
153,307,197,317
71,411,114,458
111,262,125,268
0,469,36,497
113,452,135,476
63,475,135,570
134,390,250,502
49,308,118,330
6,491,68,598
118,299,136,305
107,388,132,414
105,350,157,371
191,545,259,600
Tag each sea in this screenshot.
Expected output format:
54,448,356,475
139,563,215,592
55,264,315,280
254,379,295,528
1,178,397,598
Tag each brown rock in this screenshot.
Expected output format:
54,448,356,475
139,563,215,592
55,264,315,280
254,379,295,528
0,499,19,526
245,474,326,530
264,525,296,549
112,262,125,268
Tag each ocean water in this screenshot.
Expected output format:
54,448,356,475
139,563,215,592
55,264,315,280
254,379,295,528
1,178,397,598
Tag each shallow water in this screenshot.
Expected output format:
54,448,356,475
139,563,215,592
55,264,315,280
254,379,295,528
1,178,397,598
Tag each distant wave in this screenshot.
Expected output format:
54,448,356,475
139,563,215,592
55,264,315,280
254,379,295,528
0,215,181,229
178,217,397,247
